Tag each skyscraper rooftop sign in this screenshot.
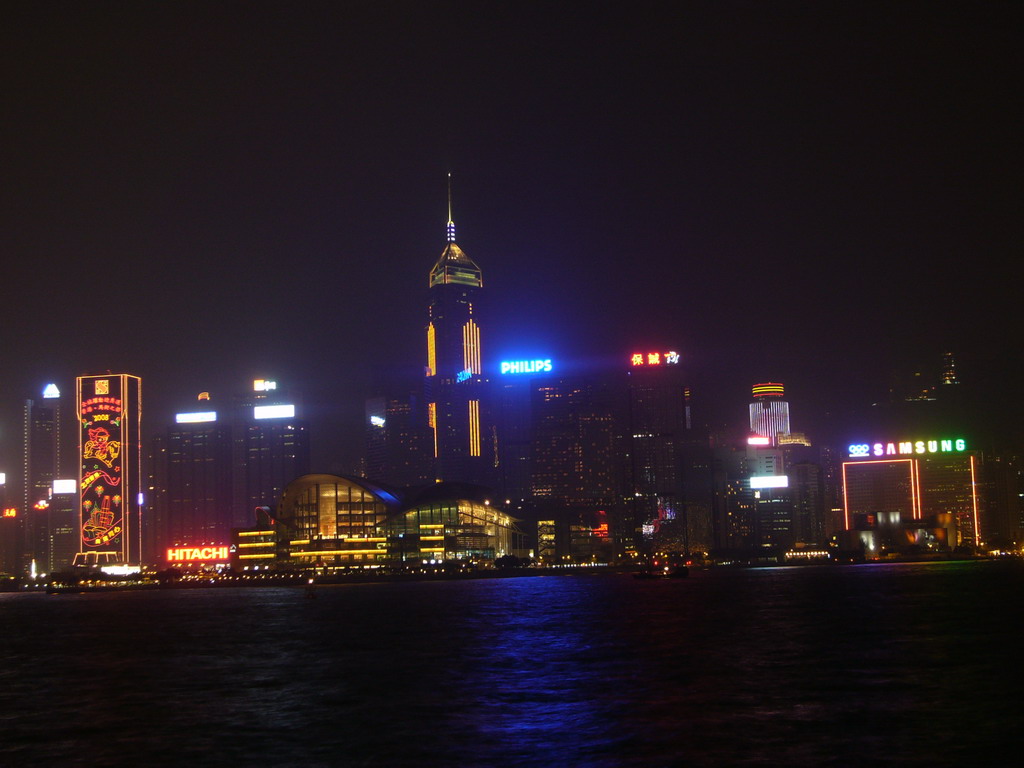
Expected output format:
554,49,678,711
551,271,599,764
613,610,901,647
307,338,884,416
630,351,679,366
500,359,552,375
847,438,967,458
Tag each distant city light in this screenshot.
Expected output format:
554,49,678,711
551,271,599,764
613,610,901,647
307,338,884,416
370,415,386,427
254,379,277,391
52,479,76,495
456,368,473,382
747,436,772,446
848,438,967,458
500,359,552,375
750,475,789,489
0,473,5,485
254,404,295,419
2,508,16,518
101,565,141,576
42,383,60,399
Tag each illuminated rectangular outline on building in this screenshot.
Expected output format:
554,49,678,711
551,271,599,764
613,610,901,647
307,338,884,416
841,458,921,530
750,475,789,489
253,404,295,419
970,454,980,544
77,374,141,563
847,438,967,458
175,411,218,423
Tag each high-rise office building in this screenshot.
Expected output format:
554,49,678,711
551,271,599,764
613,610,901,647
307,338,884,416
150,380,310,560
22,384,62,569
163,401,234,546
76,374,142,566
0,475,20,576
232,381,310,525
625,350,711,554
364,390,434,487
749,383,791,445
425,179,488,484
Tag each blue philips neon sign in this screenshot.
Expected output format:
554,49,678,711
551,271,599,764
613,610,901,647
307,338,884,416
500,359,553,375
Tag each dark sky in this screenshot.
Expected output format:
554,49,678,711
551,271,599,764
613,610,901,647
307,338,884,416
1,2,1020,471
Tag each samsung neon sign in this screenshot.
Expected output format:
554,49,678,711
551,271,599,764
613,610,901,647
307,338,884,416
848,439,967,458
500,359,552,375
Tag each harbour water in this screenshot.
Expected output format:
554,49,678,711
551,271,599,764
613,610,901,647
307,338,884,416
1,560,1020,766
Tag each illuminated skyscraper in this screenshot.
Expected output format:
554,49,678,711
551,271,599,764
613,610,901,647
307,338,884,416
232,380,310,523
76,374,142,566
23,384,62,569
749,383,790,445
425,177,488,483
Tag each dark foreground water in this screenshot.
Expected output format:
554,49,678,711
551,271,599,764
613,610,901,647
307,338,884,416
2,561,1021,767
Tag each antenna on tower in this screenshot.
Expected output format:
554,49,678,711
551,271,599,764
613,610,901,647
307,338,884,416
446,172,456,242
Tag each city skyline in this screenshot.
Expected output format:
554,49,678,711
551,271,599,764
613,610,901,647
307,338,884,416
2,4,1020,470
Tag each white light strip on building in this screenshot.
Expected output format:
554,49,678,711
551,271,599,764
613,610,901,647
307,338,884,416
253,404,295,420
176,411,218,423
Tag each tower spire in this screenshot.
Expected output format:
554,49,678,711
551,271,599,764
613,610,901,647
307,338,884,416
446,172,456,242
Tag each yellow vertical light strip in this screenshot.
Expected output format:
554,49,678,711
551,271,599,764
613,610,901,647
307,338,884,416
469,400,480,456
472,320,481,374
462,319,481,375
428,402,438,458
426,323,436,377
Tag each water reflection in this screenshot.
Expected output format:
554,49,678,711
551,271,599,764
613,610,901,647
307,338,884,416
2,561,1020,766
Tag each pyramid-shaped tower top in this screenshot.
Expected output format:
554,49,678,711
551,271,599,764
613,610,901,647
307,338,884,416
430,173,482,288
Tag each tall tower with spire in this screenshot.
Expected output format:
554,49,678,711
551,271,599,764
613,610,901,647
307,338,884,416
425,175,488,483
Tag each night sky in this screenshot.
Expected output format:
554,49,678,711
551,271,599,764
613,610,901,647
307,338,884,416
2,2,1020,471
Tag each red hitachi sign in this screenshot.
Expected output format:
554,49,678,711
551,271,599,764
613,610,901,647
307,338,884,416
167,546,229,562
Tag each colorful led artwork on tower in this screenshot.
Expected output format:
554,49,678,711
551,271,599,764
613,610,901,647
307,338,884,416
77,374,141,563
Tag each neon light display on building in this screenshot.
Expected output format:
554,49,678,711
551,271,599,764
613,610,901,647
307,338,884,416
167,545,230,562
752,383,784,398
78,374,141,563
847,438,967,458
630,351,680,366
500,359,552,375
